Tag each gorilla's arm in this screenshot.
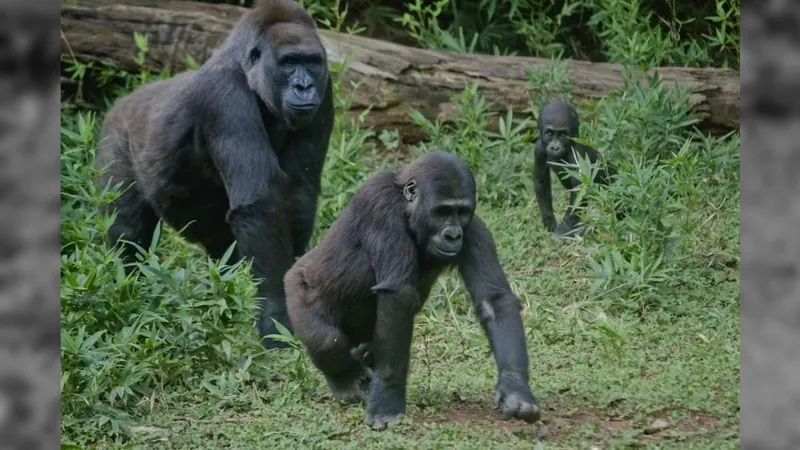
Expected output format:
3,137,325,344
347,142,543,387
533,143,557,232
364,213,419,428
283,77,334,258
203,74,288,208
457,216,540,423
202,74,294,336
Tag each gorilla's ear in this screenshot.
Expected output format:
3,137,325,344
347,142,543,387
403,180,417,202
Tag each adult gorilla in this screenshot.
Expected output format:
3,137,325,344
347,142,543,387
95,0,334,349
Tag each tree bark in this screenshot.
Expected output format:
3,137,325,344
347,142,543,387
60,0,740,141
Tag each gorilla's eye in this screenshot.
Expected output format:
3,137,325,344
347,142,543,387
545,129,553,137
280,53,323,66
435,205,461,218
279,55,301,66
249,48,261,64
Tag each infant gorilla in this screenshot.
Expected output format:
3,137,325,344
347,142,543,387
285,151,540,429
533,101,620,237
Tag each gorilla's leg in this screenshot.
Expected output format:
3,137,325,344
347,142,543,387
106,183,158,265
304,316,369,404
226,197,295,349
192,227,239,263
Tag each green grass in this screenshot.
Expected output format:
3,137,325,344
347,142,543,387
60,76,739,449
103,220,740,449
60,1,740,447
106,209,739,449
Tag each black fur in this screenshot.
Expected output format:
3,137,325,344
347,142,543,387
285,151,540,429
95,0,334,349
532,101,619,237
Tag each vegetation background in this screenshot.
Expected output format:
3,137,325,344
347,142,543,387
60,0,740,448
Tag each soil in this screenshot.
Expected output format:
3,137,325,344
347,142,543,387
419,400,720,444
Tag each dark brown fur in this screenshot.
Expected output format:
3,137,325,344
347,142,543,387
285,151,540,429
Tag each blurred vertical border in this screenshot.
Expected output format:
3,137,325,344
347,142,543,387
0,0,61,447
741,0,800,449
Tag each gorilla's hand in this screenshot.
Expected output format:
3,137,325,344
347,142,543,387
494,372,540,423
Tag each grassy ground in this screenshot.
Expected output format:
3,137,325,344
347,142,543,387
118,203,740,450
60,2,740,446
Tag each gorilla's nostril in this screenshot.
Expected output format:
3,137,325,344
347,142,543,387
293,80,313,92
444,229,462,242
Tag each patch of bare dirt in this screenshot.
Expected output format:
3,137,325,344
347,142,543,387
419,401,633,438
541,411,635,441
563,411,633,431
648,408,720,433
420,402,524,430
680,411,719,432
418,400,722,443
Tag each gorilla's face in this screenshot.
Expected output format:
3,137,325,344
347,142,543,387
402,154,477,260
541,125,572,160
425,199,474,258
245,23,329,130
538,102,579,160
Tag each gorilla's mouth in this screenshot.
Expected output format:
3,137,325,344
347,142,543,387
433,243,460,257
288,102,317,112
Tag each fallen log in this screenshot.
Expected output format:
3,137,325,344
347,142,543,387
60,0,740,141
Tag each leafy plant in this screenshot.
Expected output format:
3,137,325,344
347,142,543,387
388,0,739,69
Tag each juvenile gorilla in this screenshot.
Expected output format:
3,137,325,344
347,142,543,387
532,101,619,237
95,0,334,349
285,151,540,429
